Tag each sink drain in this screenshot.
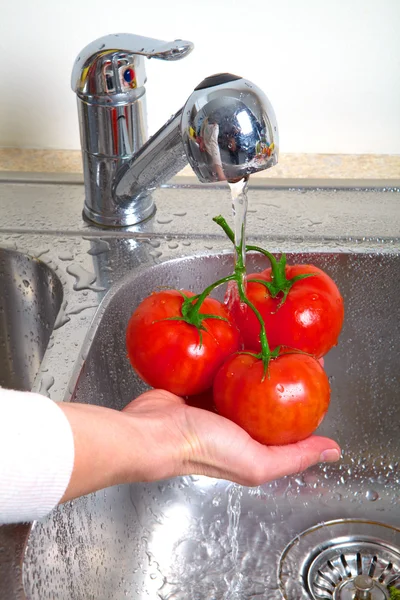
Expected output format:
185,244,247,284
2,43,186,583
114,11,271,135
278,520,400,600
307,540,399,599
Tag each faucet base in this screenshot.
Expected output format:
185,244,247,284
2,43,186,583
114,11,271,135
82,198,155,228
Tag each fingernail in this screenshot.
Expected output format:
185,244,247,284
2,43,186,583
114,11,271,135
320,449,341,463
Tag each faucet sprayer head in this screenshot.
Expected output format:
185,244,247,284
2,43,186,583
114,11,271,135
181,73,279,183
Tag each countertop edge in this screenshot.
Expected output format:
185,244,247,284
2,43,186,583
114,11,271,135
0,171,399,190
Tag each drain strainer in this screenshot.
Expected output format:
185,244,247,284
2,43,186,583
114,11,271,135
279,519,400,600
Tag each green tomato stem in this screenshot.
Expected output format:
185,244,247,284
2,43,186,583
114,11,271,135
213,215,236,244
213,215,285,293
178,215,282,372
212,215,315,302
389,586,400,600
182,274,237,326
212,215,271,371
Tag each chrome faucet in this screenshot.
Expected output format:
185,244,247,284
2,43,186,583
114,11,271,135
72,34,279,227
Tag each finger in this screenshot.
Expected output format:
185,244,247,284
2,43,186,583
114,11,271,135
250,435,341,484
202,432,340,487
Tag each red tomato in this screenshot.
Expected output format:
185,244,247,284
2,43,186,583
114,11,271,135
184,388,216,412
213,353,330,445
126,290,240,396
225,264,344,358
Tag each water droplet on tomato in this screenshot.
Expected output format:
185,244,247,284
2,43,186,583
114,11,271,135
311,294,319,301
277,384,284,393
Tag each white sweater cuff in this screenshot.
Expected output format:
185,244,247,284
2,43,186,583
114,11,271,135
0,388,74,524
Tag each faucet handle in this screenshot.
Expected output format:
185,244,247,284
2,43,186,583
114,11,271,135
71,33,193,98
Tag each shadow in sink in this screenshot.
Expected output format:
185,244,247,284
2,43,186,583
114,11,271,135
22,252,400,599
0,247,63,391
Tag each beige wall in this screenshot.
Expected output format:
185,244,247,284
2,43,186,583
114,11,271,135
0,0,399,154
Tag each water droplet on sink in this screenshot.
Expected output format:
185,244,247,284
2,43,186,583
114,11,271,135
34,248,49,259
67,302,98,315
156,217,173,224
173,211,187,217
294,476,306,487
168,242,179,249
86,239,111,256
39,374,54,397
54,300,70,330
149,240,161,248
366,489,379,502
66,264,105,291
58,252,74,261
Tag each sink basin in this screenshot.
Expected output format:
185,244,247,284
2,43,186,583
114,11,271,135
0,248,63,391
22,250,400,599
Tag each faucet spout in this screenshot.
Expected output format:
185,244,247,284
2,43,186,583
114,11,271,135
112,74,279,226
113,108,186,222
181,74,278,184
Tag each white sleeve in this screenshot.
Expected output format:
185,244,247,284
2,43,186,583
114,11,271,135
0,388,74,524
203,123,223,167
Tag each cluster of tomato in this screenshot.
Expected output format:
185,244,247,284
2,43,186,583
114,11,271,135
126,250,344,446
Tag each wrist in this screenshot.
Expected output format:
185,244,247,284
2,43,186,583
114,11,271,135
59,403,137,503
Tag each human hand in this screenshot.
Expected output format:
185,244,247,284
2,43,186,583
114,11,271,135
121,389,340,486
61,388,340,503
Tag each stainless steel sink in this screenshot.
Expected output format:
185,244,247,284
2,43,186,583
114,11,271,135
0,248,63,391
21,250,400,600
0,173,398,599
